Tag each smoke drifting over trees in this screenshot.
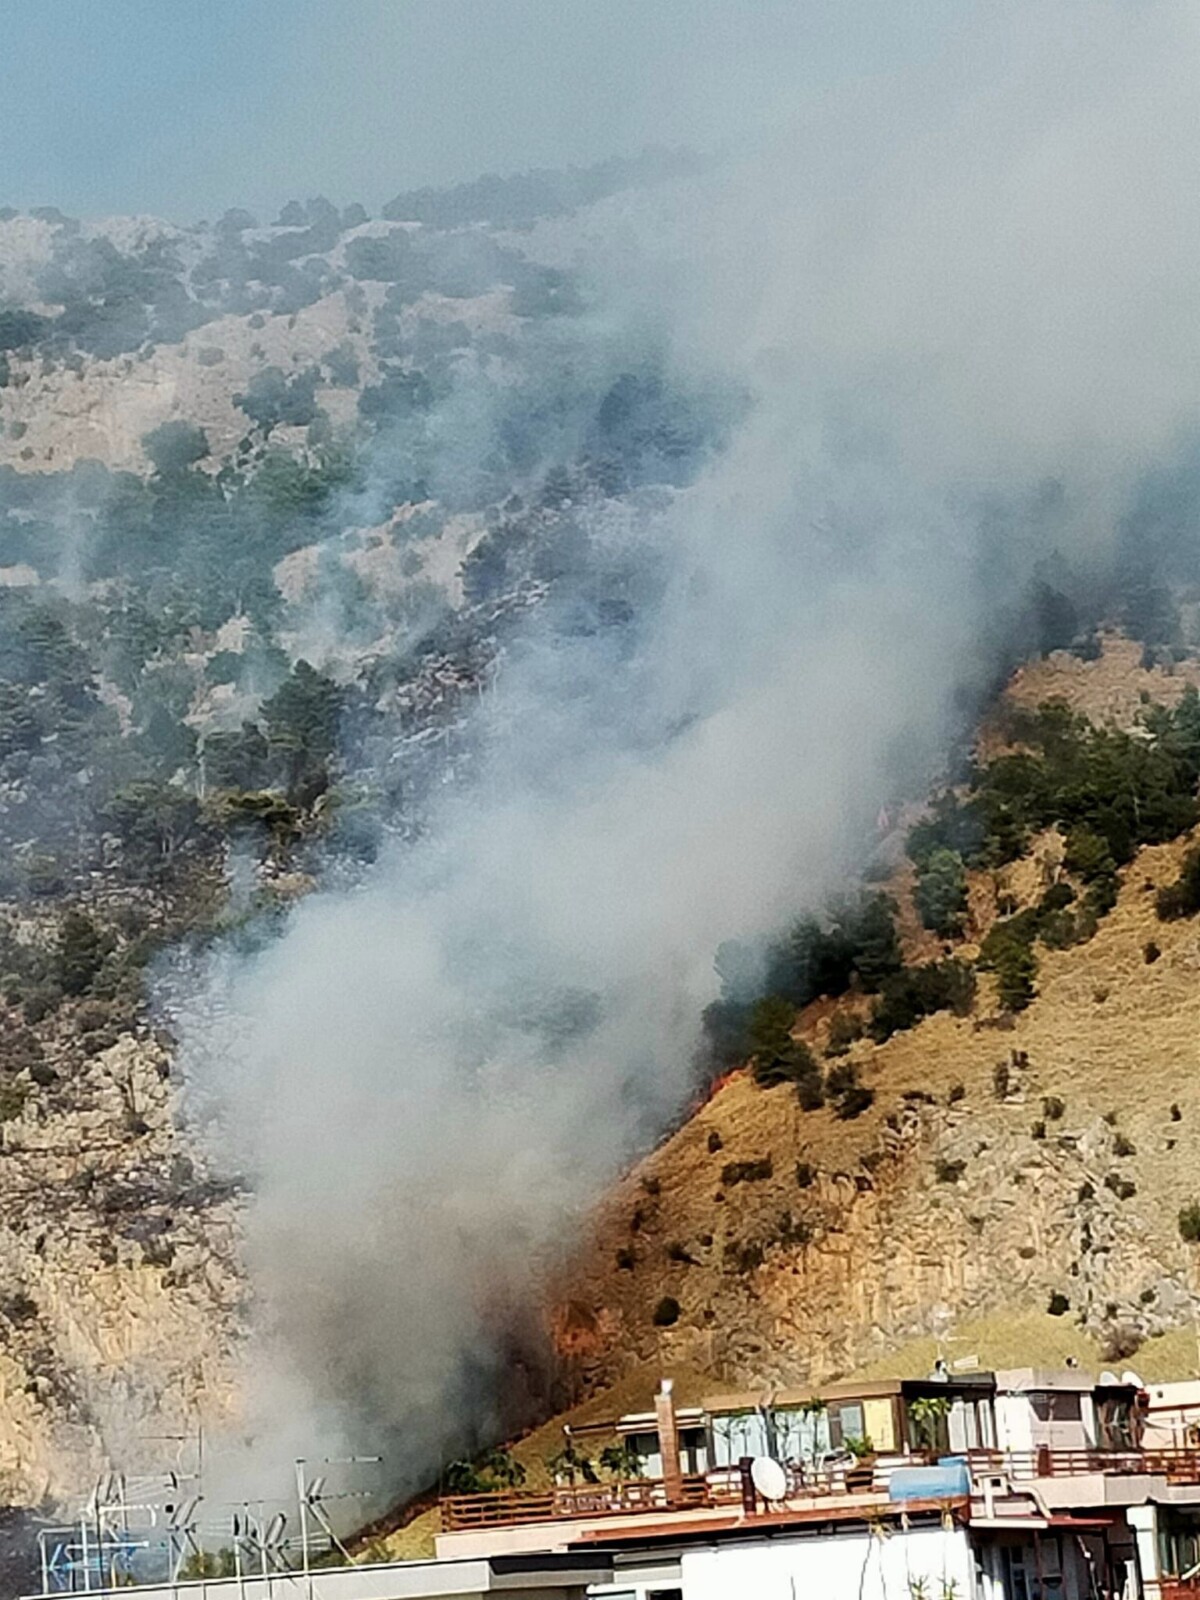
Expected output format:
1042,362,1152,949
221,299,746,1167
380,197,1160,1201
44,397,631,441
158,0,1200,1509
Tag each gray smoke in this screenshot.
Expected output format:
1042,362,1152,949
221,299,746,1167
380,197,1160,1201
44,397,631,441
175,0,1200,1511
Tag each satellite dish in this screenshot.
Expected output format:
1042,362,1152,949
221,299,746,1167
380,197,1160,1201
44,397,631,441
1099,1370,1120,1385
751,1456,789,1503
1122,1370,1145,1388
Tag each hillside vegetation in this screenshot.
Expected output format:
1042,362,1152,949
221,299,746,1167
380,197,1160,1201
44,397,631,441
350,634,1200,1559
4,171,1200,1546
549,639,1200,1399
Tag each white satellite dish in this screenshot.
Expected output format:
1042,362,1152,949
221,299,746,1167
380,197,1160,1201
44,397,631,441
1099,1370,1119,1385
1122,1370,1145,1388
751,1456,789,1503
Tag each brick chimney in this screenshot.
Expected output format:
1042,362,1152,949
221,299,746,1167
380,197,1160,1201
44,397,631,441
655,1378,685,1505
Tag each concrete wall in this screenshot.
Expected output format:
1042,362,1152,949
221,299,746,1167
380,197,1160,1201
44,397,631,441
678,1524,973,1600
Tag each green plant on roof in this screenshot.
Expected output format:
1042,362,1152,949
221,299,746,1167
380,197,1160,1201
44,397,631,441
598,1439,645,1480
908,1394,952,1452
548,1437,598,1485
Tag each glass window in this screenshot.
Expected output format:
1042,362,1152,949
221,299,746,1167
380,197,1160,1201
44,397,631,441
679,1427,708,1474
1031,1392,1082,1423
830,1402,866,1448
710,1410,770,1466
771,1406,832,1465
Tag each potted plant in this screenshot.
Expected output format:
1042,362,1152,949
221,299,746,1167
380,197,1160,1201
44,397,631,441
907,1396,953,1463
844,1435,876,1490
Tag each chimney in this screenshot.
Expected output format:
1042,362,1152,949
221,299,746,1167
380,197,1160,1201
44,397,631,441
655,1378,684,1505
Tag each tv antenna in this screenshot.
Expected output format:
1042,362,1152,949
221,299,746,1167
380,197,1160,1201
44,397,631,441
295,1456,382,1576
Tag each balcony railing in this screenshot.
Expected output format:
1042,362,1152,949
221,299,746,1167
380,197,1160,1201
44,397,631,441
441,1474,714,1530
440,1446,1200,1533
1157,1582,1200,1600
966,1447,1200,1482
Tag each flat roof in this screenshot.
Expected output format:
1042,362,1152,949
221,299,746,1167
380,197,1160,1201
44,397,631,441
701,1375,995,1413
570,1497,969,1551
21,1552,614,1600
994,1368,1137,1395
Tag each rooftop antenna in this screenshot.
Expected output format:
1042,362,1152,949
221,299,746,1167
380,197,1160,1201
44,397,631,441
165,1496,204,1588
232,1504,291,1592
295,1457,382,1580
929,1304,960,1373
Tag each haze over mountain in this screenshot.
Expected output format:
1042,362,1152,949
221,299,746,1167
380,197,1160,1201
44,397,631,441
2,0,1200,1579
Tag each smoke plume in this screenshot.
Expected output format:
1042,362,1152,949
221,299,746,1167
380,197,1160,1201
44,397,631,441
175,0,1200,1511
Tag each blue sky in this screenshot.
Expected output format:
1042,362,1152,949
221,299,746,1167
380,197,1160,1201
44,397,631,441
0,0,967,222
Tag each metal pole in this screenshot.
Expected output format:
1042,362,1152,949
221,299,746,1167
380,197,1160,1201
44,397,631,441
256,1503,269,1600
39,1531,50,1597
80,1512,90,1594
233,1510,245,1600
294,1462,311,1592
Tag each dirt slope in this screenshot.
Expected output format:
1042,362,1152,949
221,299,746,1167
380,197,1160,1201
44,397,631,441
547,642,1200,1403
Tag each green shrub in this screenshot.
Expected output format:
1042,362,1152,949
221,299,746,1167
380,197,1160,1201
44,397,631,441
763,893,901,1007
1179,1203,1200,1243
914,848,968,937
55,909,110,996
745,998,826,1108
721,1158,773,1186
598,1441,644,1480
996,947,1037,1010
1047,1291,1070,1316
935,1158,966,1183
826,1064,875,1120
748,997,798,1085
1157,848,1200,920
869,959,975,1042
824,1010,864,1058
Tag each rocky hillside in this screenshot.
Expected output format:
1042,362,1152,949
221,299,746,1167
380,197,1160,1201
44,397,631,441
366,637,1200,1559
548,639,1200,1396
0,161,725,1518
5,161,1200,1566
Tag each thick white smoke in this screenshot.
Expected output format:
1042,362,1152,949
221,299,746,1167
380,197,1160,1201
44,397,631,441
176,0,1200,1510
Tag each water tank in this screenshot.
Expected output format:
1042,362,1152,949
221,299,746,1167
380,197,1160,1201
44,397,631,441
888,1458,970,1502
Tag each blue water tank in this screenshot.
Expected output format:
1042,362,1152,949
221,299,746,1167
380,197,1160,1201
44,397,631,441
887,1458,970,1502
